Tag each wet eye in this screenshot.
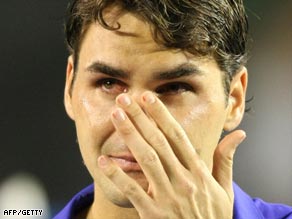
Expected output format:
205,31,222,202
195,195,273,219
102,79,116,89
97,78,127,95
155,82,194,95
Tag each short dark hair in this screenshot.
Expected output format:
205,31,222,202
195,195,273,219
65,0,249,96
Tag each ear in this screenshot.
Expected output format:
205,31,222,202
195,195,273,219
64,55,75,121
224,67,248,131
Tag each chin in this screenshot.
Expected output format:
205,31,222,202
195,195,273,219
98,172,149,208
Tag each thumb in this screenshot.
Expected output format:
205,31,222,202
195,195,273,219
212,130,246,195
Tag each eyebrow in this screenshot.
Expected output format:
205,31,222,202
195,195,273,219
86,62,129,79
153,63,203,80
86,61,203,80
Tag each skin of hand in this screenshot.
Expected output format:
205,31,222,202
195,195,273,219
97,92,246,219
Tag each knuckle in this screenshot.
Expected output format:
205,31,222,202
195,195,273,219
148,132,167,148
104,165,119,178
184,180,197,195
192,158,208,174
196,159,206,170
214,146,225,158
151,103,163,115
169,127,187,143
142,150,158,166
129,105,142,119
122,183,138,196
119,124,135,136
160,196,183,218
170,201,183,217
179,178,197,195
215,146,233,162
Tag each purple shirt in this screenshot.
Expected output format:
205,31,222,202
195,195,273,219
53,183,292,219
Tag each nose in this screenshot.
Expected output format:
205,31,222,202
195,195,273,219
126,87,150,105
117,88,157,123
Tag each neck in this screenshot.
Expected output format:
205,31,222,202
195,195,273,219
86,183,140,219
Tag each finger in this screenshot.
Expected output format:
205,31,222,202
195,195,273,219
140,91,199,170
98,155,155,211
111,107,172,194
116,93,184,175
212,130,246,196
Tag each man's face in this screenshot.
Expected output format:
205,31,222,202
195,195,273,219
64,11,245,207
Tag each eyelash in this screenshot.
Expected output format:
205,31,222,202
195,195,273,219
96,78,194,95
155,82,194,95
96,78,128,94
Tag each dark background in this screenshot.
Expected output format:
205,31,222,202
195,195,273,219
0,0,291,216
0,1,91,214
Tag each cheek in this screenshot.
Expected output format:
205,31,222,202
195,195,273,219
79,96,111,129
179,103,212,150
181,103,209,126
72,91,115,160
173,101,227,165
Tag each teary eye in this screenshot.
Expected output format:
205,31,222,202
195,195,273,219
97,78,128,95
102,79,116,89
155,82,194,95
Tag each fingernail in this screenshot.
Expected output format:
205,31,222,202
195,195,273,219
143,93,156,104
98,156,108,167
235,130,247,147
118,94,131,106
239,131,247,142
113,108,126,121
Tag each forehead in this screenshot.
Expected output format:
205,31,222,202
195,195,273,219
78,10,220,76
80,12,164,56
